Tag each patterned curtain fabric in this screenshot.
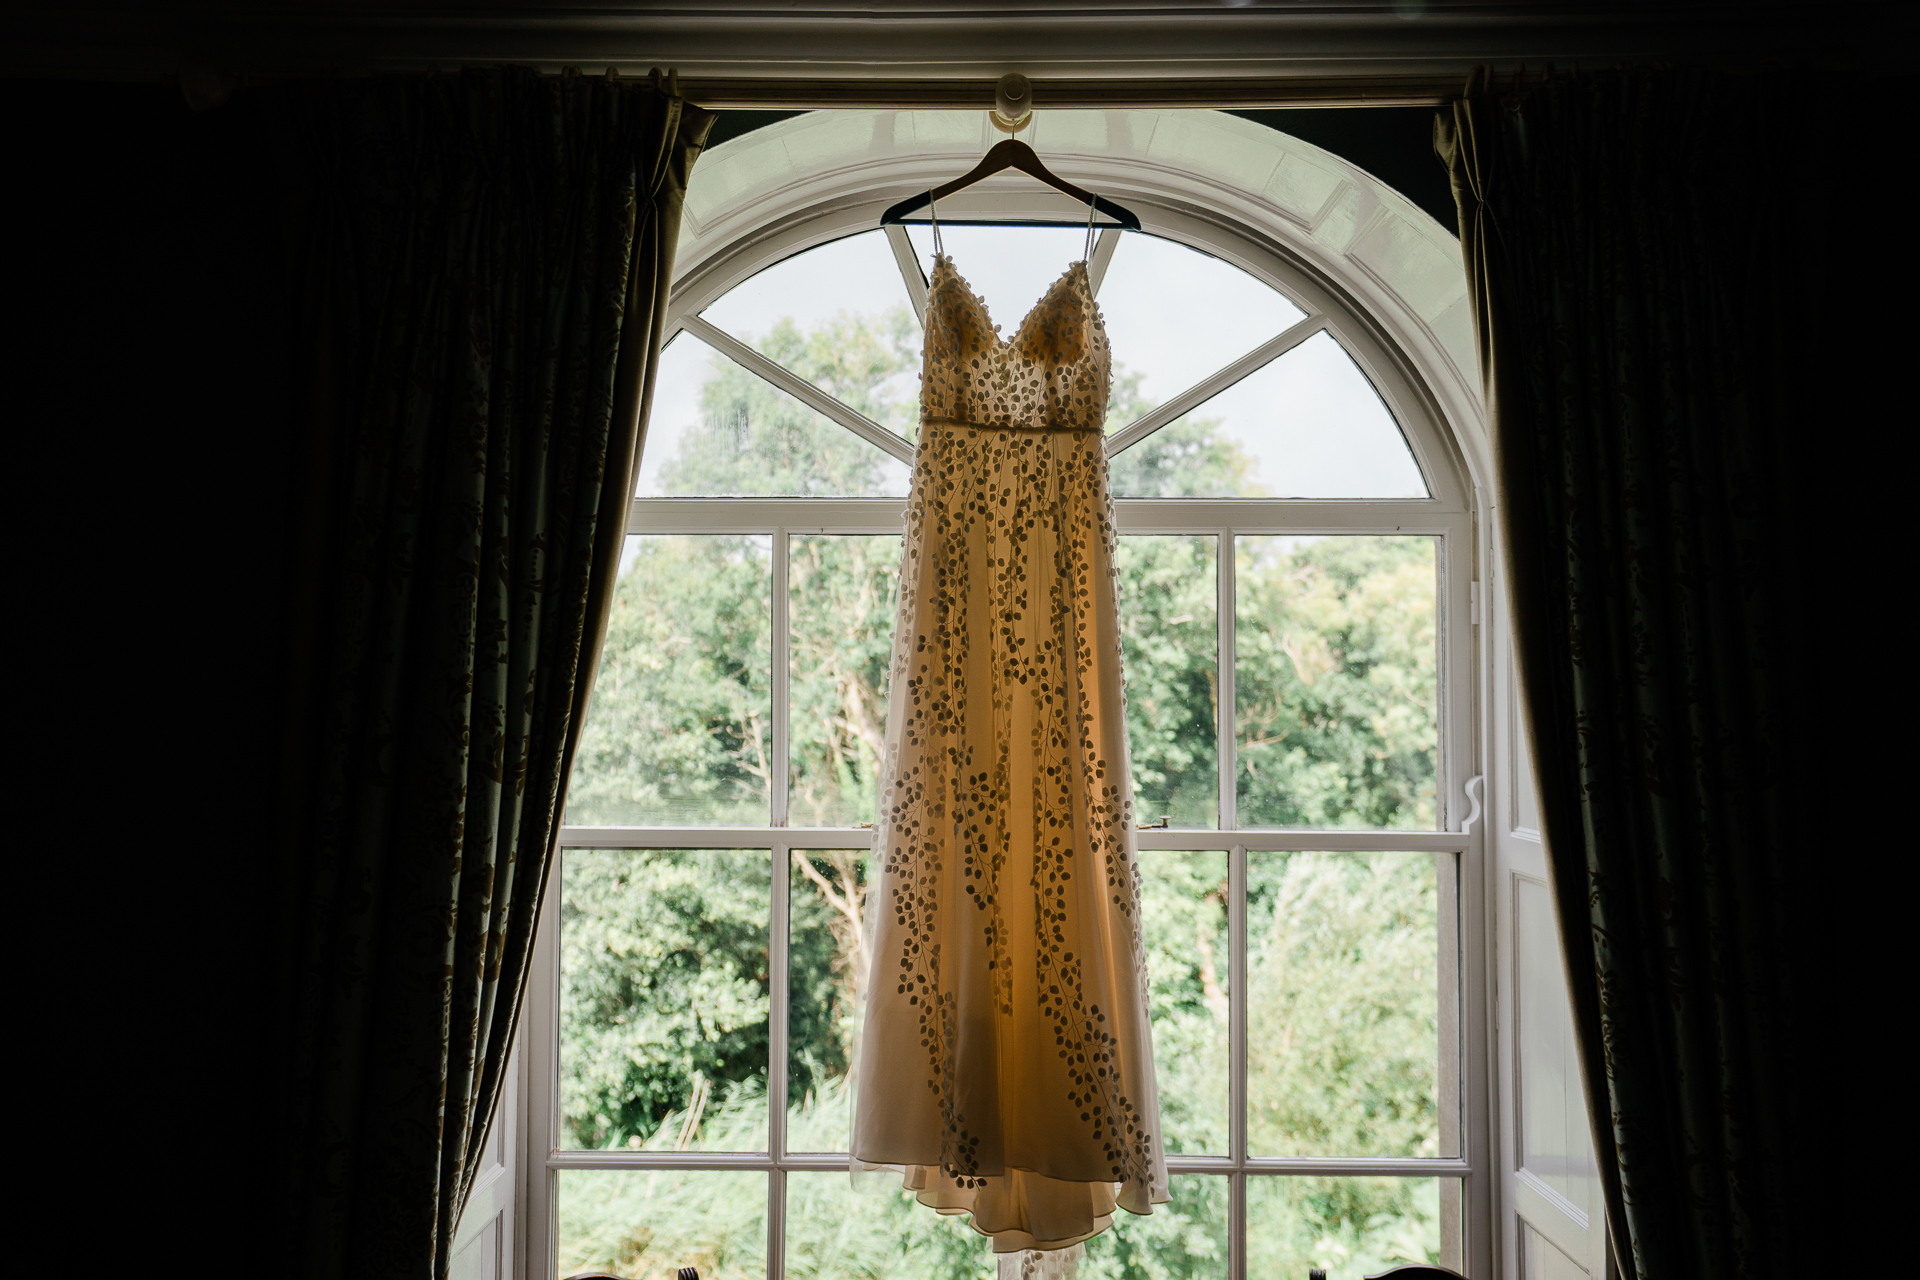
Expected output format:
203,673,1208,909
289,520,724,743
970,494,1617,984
1436,69,1819,1279
267,69,711,1279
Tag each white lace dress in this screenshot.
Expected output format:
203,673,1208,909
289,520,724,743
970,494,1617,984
851,250,1168,1255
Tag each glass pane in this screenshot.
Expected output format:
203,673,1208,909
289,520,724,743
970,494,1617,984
701,231,923,442
788,534,902,828
1246,1176,1457,1280
1117,535,1218,828
1246,851,1441,1158
558,1168,767,1280
567,534,771,827
783,1172,1224,1280
703,229,917,338
1138,850,1229,1155
904,223,1094,341
1097,233,1306,431
784,1171,996,1279
788,849,871,1155
1234,535,1438,830
559,848,772,1153
1112,332,1427,499
1081,1174,1229,1279
637,331,910,497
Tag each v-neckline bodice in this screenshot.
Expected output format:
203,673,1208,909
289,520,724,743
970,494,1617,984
920,254,1113,434
929,254,1103,353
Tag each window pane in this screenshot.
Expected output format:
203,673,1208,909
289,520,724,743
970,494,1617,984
1234,535,1437,830
904,223,1094,340
700,231,923,443
1097,233,1306,429
788,849,871,1155
567,535,771,827
1139,850,1229,1155
782,1172,1225,1280
784,1172,996,1279
638,331,910,497
560,848,772,1153
1246,1176,1457,1280
558,1169,767,1280
702,229,918,339
1117,535,1218,829
1112,332,1427,499
1246,852,1441,1158
789,534,901,828
1081,1174,1229,1279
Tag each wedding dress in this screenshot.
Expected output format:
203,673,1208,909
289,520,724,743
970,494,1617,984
852,211,1167,1258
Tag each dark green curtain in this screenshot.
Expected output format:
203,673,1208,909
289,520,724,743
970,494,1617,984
267,69,712,1278
1436,68,1828,1278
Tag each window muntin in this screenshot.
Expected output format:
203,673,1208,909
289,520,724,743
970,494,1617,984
544,208,1472,1280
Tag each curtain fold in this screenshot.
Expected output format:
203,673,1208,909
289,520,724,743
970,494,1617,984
1436,68,1818,1279
266,68,711,1279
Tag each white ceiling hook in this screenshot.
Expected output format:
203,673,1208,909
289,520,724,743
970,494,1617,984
990,72,1033,133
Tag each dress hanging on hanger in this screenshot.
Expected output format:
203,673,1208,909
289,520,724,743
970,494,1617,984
852,192,1167,1257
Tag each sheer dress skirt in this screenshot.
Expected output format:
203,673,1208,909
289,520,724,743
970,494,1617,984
851,411,1168,1252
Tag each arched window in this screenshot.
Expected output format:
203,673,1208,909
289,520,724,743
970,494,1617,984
525,110,1490,1280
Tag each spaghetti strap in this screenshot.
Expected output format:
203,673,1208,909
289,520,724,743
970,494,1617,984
1084,193,1098,262
929,191,944,258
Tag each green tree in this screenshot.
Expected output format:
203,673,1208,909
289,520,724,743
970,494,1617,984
560,848,772,1151
565,536,772,827
1235,537,1439,829
788,537,899,828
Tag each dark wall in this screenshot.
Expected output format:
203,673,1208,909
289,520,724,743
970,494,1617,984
8,77,293,1241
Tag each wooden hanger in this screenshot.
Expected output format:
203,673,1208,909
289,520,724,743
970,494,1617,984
879,138,1142,231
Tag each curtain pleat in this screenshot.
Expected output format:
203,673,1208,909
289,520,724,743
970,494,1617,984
1437,67,1819,1279
266,68,711,1279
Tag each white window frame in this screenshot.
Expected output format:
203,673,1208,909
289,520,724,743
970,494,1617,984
520,122,1495,1280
